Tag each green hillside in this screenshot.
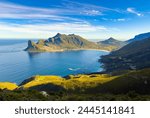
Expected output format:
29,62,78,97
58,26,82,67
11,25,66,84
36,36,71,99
1,69,150,100
87,68,150,94
0,82,18,90
19,68,150,95
100,37,150,73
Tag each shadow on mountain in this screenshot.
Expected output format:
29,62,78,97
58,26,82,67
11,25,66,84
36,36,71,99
87,69,150,94
28,83,65,93
100,37,150,73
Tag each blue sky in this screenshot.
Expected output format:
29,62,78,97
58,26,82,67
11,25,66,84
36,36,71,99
0,0,150,40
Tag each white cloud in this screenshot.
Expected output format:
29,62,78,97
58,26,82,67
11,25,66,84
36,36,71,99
0,2,83,21
0,1,128,24
0,22,107,38
102,18,127,22
0,1,107,21
62,0,122,14
0,1,112,39
0,22,106,32
82,10,102,16
117,18,126,21
127,8,143,16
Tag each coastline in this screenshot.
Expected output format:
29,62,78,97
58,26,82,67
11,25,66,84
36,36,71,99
66,48,111,52
26,48,111,53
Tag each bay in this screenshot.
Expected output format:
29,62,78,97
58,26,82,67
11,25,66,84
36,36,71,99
0,40,109,84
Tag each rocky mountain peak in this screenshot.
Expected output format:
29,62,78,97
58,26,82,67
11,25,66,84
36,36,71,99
107,37,116,41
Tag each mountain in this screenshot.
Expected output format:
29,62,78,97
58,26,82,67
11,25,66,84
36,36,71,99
127,32,150,43
100,37,150,73
46,33,99,49
97,37,127,49
25,33,118,52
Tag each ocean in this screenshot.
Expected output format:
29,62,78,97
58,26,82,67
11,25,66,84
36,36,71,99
0,40,109,84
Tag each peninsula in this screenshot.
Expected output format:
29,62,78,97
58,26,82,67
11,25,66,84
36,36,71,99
25,33,124,52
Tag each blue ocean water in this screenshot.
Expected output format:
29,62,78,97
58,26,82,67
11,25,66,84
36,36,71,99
0,40,109,84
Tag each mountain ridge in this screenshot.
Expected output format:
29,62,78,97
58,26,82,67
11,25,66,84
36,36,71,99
25,33,120,52
100,36,150,73
127,32,150,43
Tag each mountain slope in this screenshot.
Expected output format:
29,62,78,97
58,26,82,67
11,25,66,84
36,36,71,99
1,68,150,100
0,82,18,90
127,32,150,43
25,33,118,52
19,74,115,92
47,33,99,49
3,68,150,95
100,37,150,73
88,68,150,94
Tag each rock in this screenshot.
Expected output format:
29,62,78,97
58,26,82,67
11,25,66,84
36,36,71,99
40,91,49,97
24,40,36,51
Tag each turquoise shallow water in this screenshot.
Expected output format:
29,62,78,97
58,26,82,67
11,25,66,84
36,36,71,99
0,40,109,84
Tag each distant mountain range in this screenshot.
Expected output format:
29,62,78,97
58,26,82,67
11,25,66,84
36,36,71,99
100,32,150,73
25,33,124,52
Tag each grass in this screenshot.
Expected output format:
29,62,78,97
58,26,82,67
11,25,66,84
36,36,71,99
0,90,48,101
22,75,65,89
20,68,150,95
0,82,18,90
1,68,150,100
1,90,150,101
21,74,116,91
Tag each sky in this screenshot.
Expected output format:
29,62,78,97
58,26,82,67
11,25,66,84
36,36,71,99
0,0,150,41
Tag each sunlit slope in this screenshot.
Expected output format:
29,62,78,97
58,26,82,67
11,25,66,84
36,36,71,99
20,68,150,94
87,68,150,94
1,68,150,95
0,82,18,90
20,74,116,91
